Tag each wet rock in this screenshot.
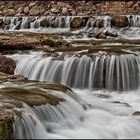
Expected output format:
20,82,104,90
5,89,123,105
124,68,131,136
14,21,22,30
70,17,82,28
95,18,104,28
105,29,118,37
111,16,129,28
42,37,70,48
70,17,88,28
0,72,27,82
0,102,21,139
0,56,16,75
0,86,64,107
0,19,3,26
29,16,36,22
133,111,140,116
40,18,49,27
16,16,22,23
0,112,14,139
82,17,89,26
87,27,100,38
4,19,11,25
96,32,106,39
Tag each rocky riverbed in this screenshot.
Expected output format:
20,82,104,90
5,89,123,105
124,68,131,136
0,1,139,16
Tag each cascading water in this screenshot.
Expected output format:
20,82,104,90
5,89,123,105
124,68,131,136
12,52,140,91
12,86,140,139
1,14,140,139
1,16,72,33
0,15,140,40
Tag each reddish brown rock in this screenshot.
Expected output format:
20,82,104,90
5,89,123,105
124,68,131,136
133,111,140,116
0,56,16,75
70,17,88,28
95,18,104,28
111,16,129,28
96,32,106,39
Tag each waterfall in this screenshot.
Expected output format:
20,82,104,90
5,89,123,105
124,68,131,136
12,52,140,91
1,16,71,33
0,15,140,36
128,15,140,27
13,90,85,139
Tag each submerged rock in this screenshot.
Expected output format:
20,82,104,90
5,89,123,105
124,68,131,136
0,56,16,75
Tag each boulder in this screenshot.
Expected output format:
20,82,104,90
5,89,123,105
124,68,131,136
0,56,16,75
95,18,104,28
29,6,44,16
16,7,23,14
133,111,140,116
70,17,88,28
29,2,36,8
51,8,60,14
29,16,36,22
24,6,30,14
57,2,66,7
87,27,100,38
4,19,11,25
0,107,15,139
105,29,118,37
62,8,69,15
70,17,82,28
96,32,106,39
40,18,49,27
0,72,27,82
0,19,3,26
111,16,129,28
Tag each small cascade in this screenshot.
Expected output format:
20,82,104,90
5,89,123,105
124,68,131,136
0,15,140,36
1,16,71,32
13,52,140,91
13,90,85,139
103,16,111,29
128,15,140,27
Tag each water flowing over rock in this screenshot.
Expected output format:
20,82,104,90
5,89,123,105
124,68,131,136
0,15,139,39
13,52,140,91
0,82,86,139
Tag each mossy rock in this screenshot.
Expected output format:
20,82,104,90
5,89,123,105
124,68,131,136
40,18,49,27
0,119,13,139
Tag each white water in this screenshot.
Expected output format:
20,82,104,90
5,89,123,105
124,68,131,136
0,15,140,39
13,88,140,139
4,51,140,139
10,51,140,91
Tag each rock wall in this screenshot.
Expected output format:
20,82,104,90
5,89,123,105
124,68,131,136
0,1,139,16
